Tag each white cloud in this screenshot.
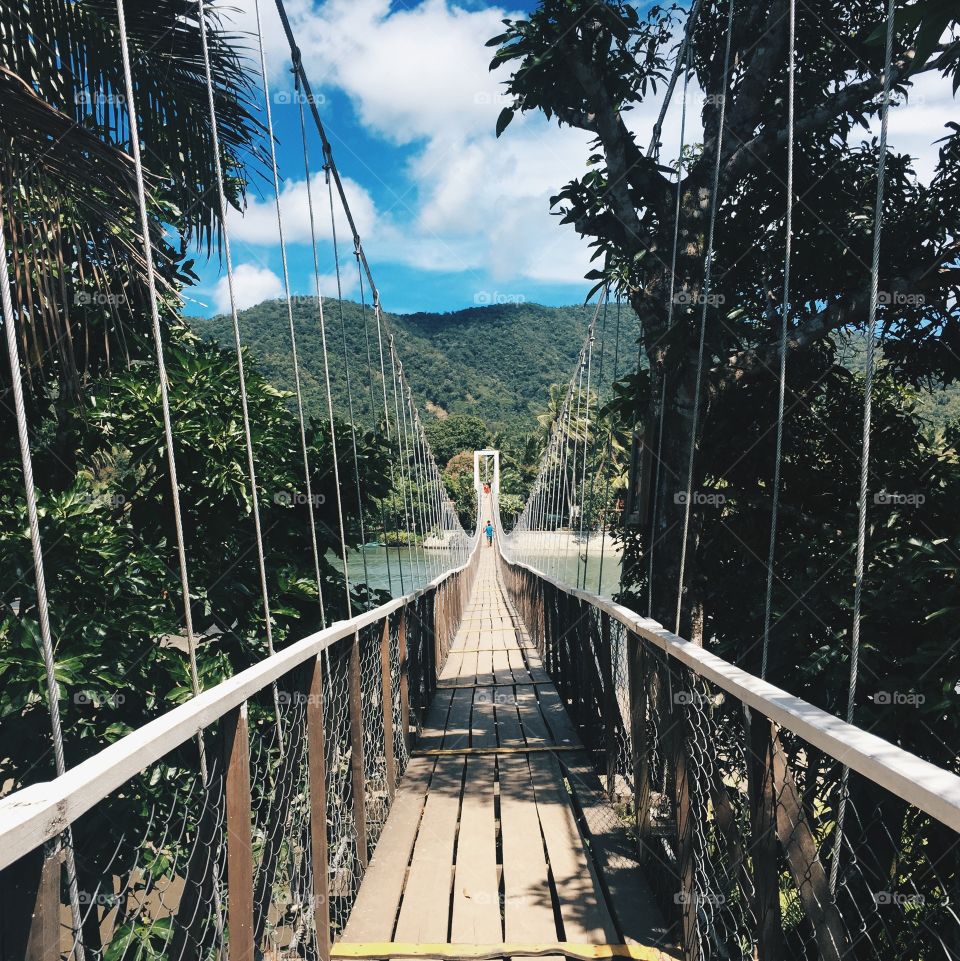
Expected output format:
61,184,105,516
222,0,601,291
221,0,951,303
213,263,284,313
230,173,378,247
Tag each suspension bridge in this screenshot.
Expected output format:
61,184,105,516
1,0,960,959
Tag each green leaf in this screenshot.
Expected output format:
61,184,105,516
495,107,515,138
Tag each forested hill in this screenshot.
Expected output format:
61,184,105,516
189,299,638,436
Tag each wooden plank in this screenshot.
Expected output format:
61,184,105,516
443,688,477,750
342,757,436,941
749,714,784,961
306,656,332,961
349,633,369,870
771,731,846,961
413,746,582,758
380,619,397,800
0,845,59,961
393,757,466,942
26,848,58,961
515,688,551,746
398,613,411,757
331,942,678,960
534,687,581,749
451,756,501,942
499,754,558,942
599,614,618,802
471,688,498,750
527,754,618,942
417,688,454,752
224,704,254,961
559,753,670,947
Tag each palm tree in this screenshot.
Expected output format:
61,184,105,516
0,0,265,416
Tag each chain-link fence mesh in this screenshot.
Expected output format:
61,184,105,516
1,543,482,960
499,554,960,961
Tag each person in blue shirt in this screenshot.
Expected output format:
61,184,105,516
484,520,494,546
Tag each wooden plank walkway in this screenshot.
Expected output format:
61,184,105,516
340,542,674,960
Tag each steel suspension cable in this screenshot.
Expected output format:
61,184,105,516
0,194,87,961
253,0,327,625
325,162,372,599
390,345,421,581
647,0,705,159
296,91,353,614
830,0,897,895
576,316,598,588
760,0,796,681
597,297,624,594
674,0,735,635
197,0,277,654
116,0,200,691
583,294,610,590
648,41,692,619
355,258,395,594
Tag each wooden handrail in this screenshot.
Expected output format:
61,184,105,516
0,531,482,871
497,544,960,834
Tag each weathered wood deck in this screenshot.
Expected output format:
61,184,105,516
339,542,674,960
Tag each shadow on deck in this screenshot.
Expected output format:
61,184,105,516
337,545,677,961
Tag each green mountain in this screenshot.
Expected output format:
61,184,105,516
189,299,639,437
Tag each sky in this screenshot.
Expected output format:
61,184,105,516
187,0,957,318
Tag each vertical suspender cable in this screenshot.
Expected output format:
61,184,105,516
597,298,623,594
296,91,354,614
648,42,691,618
576,320,598,587
253,0,326,625
674,0,735,635
197,0,277,653
356,261,394,594
760,0,796,680
116,7,227,944
116,0,200,691
830,0,896,895
0,196,86,960
325,163,372,597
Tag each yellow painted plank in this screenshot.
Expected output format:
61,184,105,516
331,942,679,960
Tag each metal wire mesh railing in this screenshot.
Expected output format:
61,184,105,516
498,548,960,961
0,533,480,961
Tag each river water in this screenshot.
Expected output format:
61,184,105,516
334,538,623,600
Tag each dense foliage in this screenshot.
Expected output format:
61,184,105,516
190,298,639,437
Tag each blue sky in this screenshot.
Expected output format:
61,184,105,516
187,0,952,318
188,0,639,316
